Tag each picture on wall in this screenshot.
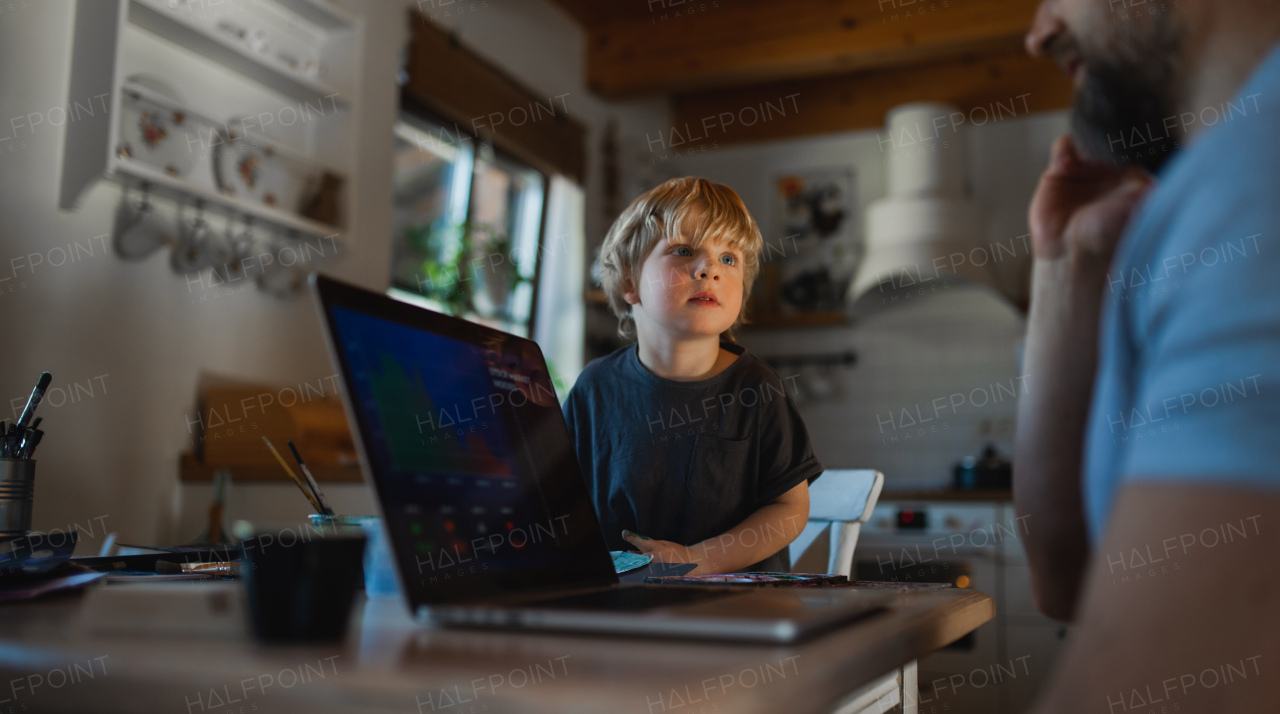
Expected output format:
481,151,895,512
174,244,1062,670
751,169,861,325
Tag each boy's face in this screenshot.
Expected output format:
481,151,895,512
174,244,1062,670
624,230,745,342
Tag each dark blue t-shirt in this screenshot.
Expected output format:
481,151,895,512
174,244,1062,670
562,341,824,572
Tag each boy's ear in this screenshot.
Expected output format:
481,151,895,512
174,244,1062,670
622,269,641,306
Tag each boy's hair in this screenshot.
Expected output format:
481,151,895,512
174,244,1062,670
598,177,764,341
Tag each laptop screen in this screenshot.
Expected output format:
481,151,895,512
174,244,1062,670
314,276,616,605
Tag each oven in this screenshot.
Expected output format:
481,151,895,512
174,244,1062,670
856,501,1010,714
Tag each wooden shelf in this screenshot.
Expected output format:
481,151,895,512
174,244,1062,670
111,157,342,240
128,0,349,107
880,489,1012,503
273,0,358,30
180,452,364,483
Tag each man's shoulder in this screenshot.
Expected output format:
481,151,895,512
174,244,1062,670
1152,91,1280,224
1118,95,1280,282
1129,47,1280,257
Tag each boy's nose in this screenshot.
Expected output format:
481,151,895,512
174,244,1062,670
696,257,719,280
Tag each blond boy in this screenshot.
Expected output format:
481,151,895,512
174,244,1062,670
562,177,821,573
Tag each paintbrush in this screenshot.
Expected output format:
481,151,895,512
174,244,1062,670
286,440,333,516
262,437,324,514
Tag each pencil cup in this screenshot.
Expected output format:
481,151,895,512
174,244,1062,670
0,459,35,539
240,526,366,643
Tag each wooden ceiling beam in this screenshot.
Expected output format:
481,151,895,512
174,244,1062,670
666,51,1072,147
545,0,673,28
584,0,1042,98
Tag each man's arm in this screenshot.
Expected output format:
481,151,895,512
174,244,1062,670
1016,136,1153,621
1034,482,1280,713
1015,257,1108,621
623,481,810,573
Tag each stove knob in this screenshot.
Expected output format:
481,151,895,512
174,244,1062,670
896,509,927,530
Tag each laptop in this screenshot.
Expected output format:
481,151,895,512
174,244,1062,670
310,274,891,642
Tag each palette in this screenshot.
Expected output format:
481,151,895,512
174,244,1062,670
610,550,653,574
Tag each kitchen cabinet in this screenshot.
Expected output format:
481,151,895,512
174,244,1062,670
857,499,1069,713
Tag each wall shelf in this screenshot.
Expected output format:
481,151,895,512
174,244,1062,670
128,0,349,108
60,0,358,243
273,0,357,31
112,157,342,240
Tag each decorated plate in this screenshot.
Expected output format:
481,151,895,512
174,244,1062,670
116,80,198,179
213,125,315,212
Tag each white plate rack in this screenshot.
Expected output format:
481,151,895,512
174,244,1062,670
60,0,358,245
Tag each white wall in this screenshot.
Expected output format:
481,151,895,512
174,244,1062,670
0,0,405,548
670,112,1072,487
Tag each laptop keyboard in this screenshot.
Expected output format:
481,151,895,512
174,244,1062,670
519,586,731,612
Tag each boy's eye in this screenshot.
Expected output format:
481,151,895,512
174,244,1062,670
720,254,737,266
672,245,692,257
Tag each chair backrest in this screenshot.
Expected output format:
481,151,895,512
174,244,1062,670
808,469,884,523
788,470,885,577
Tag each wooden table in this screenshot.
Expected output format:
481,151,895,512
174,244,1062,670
0,584,992,713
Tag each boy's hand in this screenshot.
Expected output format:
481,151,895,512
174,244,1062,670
622,530,701,572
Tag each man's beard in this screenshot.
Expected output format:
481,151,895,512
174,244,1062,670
1069,20,1184,174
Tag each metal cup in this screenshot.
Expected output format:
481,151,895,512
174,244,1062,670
0,459,36,538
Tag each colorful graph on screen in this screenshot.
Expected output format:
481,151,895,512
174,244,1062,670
333,307,517,479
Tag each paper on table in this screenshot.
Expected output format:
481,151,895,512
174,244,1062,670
0,531,80,578
0,568,104,603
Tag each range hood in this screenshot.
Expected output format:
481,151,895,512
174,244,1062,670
852,103,1000,303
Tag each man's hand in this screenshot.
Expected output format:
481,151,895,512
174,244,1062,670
622,530,702,572
1029,135,1153,262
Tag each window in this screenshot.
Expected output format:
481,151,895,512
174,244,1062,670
389,113,545,337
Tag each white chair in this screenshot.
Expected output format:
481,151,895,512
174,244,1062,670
788,470,917,714
789,469,883,576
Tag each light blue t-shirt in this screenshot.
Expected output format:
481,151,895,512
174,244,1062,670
1083,42,1280,544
